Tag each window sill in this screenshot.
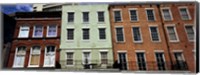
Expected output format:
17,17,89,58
28,65,39,67
151,41,162,43
46,36,57,38
169,40,180,43
116,41,125,44
32,36,43,38
18,37,28,38
134,41,143,44
97,22,105,24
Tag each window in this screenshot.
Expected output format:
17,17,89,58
129,10,138,21
162,8,172,21
47,25,57,37
136,53,146,70
44,46,55,67
33,25,43,37
150,27,160,42
146,9,155,21
166,26,179,42
67,29,74,40
155,53,165,70
82,29,89,40
114,10,122,22
29,46,40,67
13,46,26,67
179,8,190,20
99,28,106,40
66,52,74,65
98,11,104,22
68,12,74,23
83,12,89,23
174,52,187,70
18,26,29,38
100,52,108,64
185,26,194,41
83,52,90,64
132,27,142,42
116,27,124,42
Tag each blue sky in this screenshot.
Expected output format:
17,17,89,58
1,4,32,14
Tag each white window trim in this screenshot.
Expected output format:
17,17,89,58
67,12,75,24
178,6,192,20
135,51,147,70
28,46,41,67
145,8,156,21
154,51,167,70
117,51,129,70
66,28,74,41
46,25,57,37
149,25,161,42
18,25,30,38
82,28,90,41
12,47,26,68
97,11,105,23
173,50,185,61
115,26,125,43
113,9,123,22
32,25,43,38
128,8,139,22
160,7,173,21
165,24,180,42
132,26,143,43
65,52,74,66
184,24,195,42
82,51,91,64
98,28,106,41
43,46,56,67
99,50,108,64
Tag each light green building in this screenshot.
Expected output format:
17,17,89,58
60,4,113,70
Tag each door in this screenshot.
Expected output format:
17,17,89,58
155,53,166,70
118,53,127,70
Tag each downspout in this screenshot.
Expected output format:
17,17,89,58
157,4,174,70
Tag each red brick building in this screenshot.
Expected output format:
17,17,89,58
7,12,61,69
109,2,195,72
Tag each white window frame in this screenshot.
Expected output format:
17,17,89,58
65,51,74,66
28,46,41,67
66,28,74,41
18,25,30,38
115,26,125,42
32,25,43,38
13,46,26,68
135,51,147,70
184,24,195,42
149,25,161,42
161,7,173,21
165,24,180,42
178,7,191,20
46,25,57,37
43,46,56,67
145,8,156,21
113,9,123,22
132,26,143,43
128,8,139,22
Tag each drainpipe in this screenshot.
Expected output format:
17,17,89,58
157,4,173,70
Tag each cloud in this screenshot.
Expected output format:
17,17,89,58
1,4,33,14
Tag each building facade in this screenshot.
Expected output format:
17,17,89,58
7,12,61,69
109,2,195,72
60,4,114,70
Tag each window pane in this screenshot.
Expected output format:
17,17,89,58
30,55,40,65
116,28,124,41
130,10,137,21
146,9,155,21
83,29,89,40
34,25,43,37
83,12,89,22
48,25,56,36
66,52,73,65
180,8,189,20
101,52,108,64
14,55,25,67
132,27,142,41
150,27,159,41
162,9,172,20
19,26,29,37
99,28,106,39
98,12,104,22
167,27,177,41
44,46,55,66
114,11,122,22
185,26,194,40
67,29,74,40
68,12,74,22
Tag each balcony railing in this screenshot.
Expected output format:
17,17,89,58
59,60,189,71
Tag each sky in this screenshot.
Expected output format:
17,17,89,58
1,4,32,15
